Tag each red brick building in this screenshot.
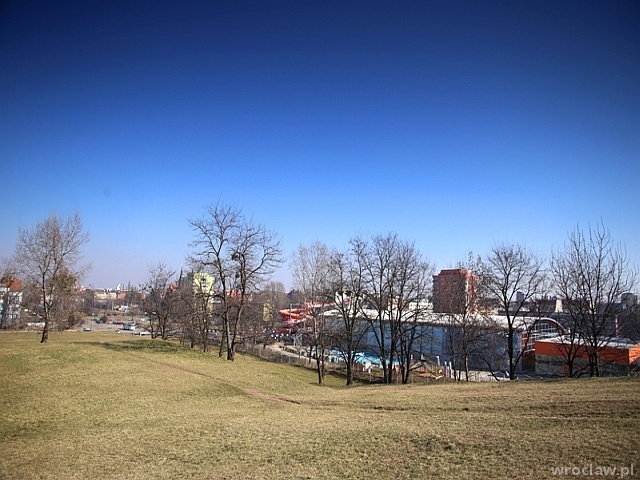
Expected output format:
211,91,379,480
432,269,477,314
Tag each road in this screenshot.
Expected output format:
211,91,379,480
80,317,144,334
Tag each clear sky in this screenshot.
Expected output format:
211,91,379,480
1,0,639,290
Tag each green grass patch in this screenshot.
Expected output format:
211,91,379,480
1,331,638,479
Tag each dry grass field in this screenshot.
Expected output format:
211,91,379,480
1,331,639,480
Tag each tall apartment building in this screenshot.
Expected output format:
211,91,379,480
432,268,477,314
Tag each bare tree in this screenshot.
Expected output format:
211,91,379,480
395,267,432,385
50,267,82,330
473,316,511,380
188,202,283,360
327,247,369,386
13,213,89,343
177,271,219,351
261,280,288,332
546,238,586,377
479,243,547,380
551,223,636,377
618,297,640,342
437,257,486,381
358,233,433,384
140,263,178,340
175,278,198,348
291,241,333,384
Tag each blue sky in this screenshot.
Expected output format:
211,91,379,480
1,0,639,290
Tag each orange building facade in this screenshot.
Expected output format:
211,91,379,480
535,336,640,376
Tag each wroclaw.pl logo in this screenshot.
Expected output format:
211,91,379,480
551,464,635,478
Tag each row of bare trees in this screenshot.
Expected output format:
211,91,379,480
137,202,285,361
138,263,287,355
291,234,434,385
290,235,514,385
292,223,637,384
440,223,636,381
4,209,637,382
2,206,285,351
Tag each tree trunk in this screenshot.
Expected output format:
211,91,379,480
401,363,410,384
316,358,324,385
218,319,227,357
591,349,601,377
227,344,235,361
508,324,516,380
226,318,238,361
200,319,209,353
315,346,325,385
40,321,49,343
464,355,469,382
384,360,391,384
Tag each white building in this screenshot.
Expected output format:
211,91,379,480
0,287,23,328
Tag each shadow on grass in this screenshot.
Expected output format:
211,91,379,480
82,339,362,388
82,339,188,354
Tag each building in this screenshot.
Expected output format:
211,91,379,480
535,336,640,376
0,280,23,328
93,290,118,310
432,269,477,314
192,272,215,296
178,271,218,309
323,306,564,375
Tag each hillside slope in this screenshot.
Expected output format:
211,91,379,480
1,332,638,479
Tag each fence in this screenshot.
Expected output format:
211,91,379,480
236,342,461,384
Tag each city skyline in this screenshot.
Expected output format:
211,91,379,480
1,1,639,289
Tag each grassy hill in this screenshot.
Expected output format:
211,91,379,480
1,332,638,480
